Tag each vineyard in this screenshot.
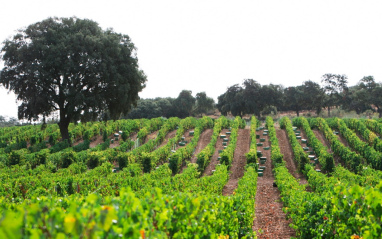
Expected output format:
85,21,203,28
0,115,382,238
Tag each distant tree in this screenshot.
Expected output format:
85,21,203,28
216,93,229,115
156,97,175,118
0,17,146,141
321,74,348,116
284,86,305,116
359,76,377,91
342,85,370,114
358,76,382,117
8,117,18,125
301,80,325,115
260,83,284,114
174,90,195,118
126,99,162,119
217,84,246,117
242,79,262,117
194,92,215,116
231,90,246,117
217,80,284,117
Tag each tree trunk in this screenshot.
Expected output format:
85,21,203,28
296,110,300,117
316,107,321,116
328,107,331,117
58,117,70,143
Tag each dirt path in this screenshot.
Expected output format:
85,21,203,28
313,129,344,166
312,130,332,153
337,133,350,147
179,129,213,173
87,130,140,149
129,132,138,142
175,128,195,150
146,130,159,143
203,129,230,176
190,129,213,164
89,135,103,148
222,128,250,195
253,127,296,238
276,129,308,185
157,130,177,148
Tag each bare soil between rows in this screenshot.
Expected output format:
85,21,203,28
313,129,345,166
222,128,250,195
253,127,296,238
276,129,308,185
203,129,230,176
176,128,195,150
179,129,213,173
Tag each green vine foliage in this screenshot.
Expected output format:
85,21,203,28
293,117,334,173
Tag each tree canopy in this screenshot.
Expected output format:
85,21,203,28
174,90,196,118
321,73,348,116
194,92,215,117
0,17,146,141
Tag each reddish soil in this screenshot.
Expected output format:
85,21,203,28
253,127,296,238
337,133,350,147
190,129,213,164
312,130,332,153
110,139,120,148
222,128,250,195
74,131,138,149
89,135,104,148
88,134,119,148
71,137,83,146
129,132,138,141
313,129,344,166
175,129,195,150
276,129,308,185
178,129,213,174
355,131,368,144
157,130,177,148
146,130,159,143
203,129,230,176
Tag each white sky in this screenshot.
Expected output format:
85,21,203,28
1,0,382,118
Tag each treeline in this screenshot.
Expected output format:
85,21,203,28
124,90,215,119
0,116,19,127
217,74,382,118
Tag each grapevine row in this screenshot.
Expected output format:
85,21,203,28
293,117,334,172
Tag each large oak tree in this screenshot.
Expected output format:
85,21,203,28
0,17,146,141
321,73,348,116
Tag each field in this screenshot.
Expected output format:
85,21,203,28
0,116,381,238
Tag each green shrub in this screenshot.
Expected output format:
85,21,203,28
68,162,87,174
121,131,128,141
116,152,130,170
141,152,152,173
73,140,90,152
102,130,108,142
30,136,37,145
29,141,47,153
246,149,257,164
49,134,57,146
87,152,101,169
50,139,70,153
122,163,142,177
61,150,78,168
8,151,24,166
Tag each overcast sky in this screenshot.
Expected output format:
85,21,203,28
1,0,382,119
